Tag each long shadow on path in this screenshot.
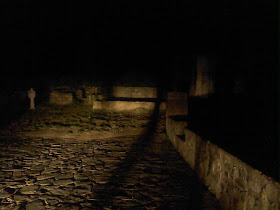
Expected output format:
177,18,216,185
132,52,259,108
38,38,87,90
92,88,162,208
92,88,220,209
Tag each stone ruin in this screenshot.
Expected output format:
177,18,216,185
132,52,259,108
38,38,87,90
49,85,167,114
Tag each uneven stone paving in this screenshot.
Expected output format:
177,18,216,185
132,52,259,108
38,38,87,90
0,105,221,209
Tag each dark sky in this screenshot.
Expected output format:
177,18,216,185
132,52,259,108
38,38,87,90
1,0,277,88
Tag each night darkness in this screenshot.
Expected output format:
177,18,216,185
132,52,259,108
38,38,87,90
1,0,279,179
3,0,276,87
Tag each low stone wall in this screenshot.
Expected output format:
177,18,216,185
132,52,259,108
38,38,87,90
49,86,160,102
92,101,166,113
166,117,280,209
112,86,158,98
49,91,73,105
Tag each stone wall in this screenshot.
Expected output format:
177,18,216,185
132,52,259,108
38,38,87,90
166,117,280,209
49,91,73,105
49,86,160,104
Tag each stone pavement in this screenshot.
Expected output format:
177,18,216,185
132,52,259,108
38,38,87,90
0,135,221,209
0,105,221,209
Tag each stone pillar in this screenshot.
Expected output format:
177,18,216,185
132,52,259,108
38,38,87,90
28,88,36,109
166,92,188,117
190,54,215,97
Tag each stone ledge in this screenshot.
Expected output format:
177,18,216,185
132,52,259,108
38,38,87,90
112,86,158,98
92,101,166,113
166,116,280,209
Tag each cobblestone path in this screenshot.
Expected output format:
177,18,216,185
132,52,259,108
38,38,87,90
0,135,220,209
0,105,220,209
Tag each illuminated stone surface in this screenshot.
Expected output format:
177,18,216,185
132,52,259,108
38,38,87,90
0,136,220,209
